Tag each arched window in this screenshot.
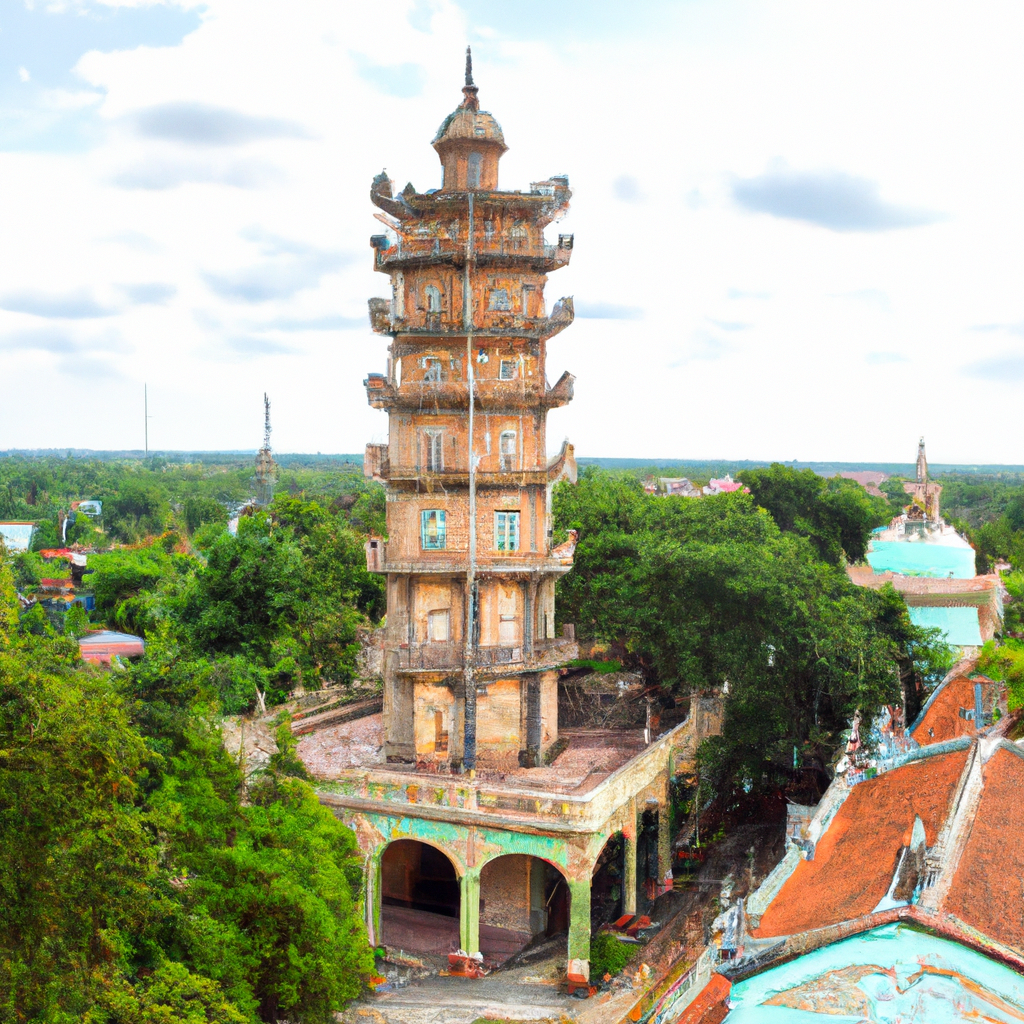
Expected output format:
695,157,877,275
467,152,482,188
499,430,517,472
509,223,527,251
424,285,441,313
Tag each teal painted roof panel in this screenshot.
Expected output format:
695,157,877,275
867,540,976,579
908,606,983,646
727,922,1024,1021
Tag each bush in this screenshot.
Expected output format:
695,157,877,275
589,931,633,979
183,495,229,534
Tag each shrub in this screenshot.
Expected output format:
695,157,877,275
589,931,632,979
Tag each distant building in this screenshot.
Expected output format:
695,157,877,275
71,500,102,517
78,630,145,665
706,474,747,495
658,477,703,497
0,522,35,552
903,436,942,521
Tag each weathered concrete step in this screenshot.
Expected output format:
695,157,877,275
291,696,382,735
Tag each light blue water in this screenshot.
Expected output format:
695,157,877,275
909,606,983,646
726,923,1024,1022
867,540,976,579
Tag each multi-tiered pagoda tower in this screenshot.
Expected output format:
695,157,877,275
362,50,578,771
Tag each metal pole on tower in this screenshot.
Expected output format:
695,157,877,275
145,383,148,457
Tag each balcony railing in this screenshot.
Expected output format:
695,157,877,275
396,642,521,671
374,234,573,271
395,636,575,672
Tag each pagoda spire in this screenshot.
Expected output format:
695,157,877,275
461,45,479,111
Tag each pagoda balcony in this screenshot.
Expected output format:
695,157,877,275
393,635,577,674
368,296,574,343
362,540,576,577
371,234,573,273
362,374,573,411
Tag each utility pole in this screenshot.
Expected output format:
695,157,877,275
144,383,149,456
462,189,477,775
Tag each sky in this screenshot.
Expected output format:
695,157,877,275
1,0,1023,463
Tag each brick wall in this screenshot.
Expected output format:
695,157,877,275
477,678,522,761
480,854,533,933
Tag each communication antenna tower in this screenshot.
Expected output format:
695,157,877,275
254,393,277,507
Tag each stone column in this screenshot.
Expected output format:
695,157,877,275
567,878,592,975
623,799,638,915
459,871,481,954
366,851,382,947
657,804,673,894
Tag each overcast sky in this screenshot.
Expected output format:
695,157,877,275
2,0,1023,463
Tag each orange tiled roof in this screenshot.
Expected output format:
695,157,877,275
755,747,969,938
676,974,731,1024
944,744,1024,951
910,675,999,746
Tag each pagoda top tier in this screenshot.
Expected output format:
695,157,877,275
432,47,508,192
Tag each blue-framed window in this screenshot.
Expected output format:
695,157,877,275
495,511,520,552
421,509,446,549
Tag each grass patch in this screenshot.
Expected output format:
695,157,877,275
567,658,623,674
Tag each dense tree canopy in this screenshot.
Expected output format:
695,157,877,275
553,470,948,796
735,463,888,564
0,591,372,1023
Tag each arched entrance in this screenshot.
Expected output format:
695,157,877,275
591,832,625,930
478,854,570,963
380,839,461,954
638,808,660,912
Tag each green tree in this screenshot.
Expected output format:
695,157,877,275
183,496,229,534
553,470,944,798
30,518,60,552
0,640,161,1020
63,602,91,639
103,483,169,542
736,463,886,564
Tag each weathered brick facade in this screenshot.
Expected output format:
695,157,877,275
362,50,578,769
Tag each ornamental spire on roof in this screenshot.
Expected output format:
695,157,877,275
461,45,479,111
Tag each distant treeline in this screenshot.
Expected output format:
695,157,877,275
577,457,1024,479
1,450,364,469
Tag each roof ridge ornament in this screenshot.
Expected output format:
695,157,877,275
461,45,479,111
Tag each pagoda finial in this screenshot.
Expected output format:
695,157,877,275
461,45,479,111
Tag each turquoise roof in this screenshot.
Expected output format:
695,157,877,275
908,606,983,647
867,540,976,579
726,922,1024,1021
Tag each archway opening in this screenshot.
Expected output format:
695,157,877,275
380,839,460,954
638,808,660,913
479,855,570,964
591,832,625,931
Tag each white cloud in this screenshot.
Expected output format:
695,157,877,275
1,0,1024,463
19,67,31,83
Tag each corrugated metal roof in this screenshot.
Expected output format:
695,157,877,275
79,630,145,646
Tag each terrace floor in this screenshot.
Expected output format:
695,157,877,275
296,713,648,796
380,905,533,963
